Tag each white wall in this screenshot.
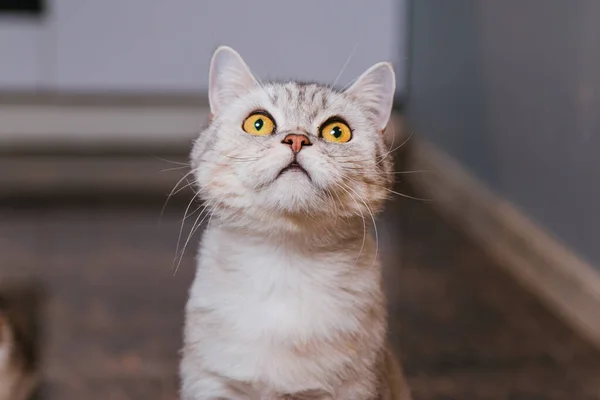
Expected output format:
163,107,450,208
1,0,407,94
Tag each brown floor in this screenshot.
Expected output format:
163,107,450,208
1,191,600,400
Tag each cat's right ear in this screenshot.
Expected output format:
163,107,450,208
209,46,258,117
344,62,396,133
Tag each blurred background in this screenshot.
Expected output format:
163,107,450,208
1,1,600,399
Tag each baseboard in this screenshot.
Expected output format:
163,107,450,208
0,100,208,152
0,154,189,200
406,138,600,349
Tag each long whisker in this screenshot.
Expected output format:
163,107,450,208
393,169,435,174
326,75,360,112
224,155,261,160
323,187,339,226
377,131,414,164
174,189,202,261
172,204,205,275
170,179,197,198
160,169,195,220
160,165,190,173
338,75,359,93
335,183,367,261
341,183,379,267
386,188,433,202
332,42,361,89
181,202,205,223
172,196,220,275
155,157,190,166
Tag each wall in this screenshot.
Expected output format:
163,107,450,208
0,0,407,94
0,18,46,89
407,0,600,267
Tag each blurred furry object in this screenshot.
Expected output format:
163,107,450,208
0,283,41,400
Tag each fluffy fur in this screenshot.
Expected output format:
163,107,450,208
180,46,411,400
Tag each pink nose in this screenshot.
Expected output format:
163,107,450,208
282,134,311,153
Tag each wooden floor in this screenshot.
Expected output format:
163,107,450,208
1,193,599,399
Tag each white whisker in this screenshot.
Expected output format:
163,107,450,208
323,187,340,227
341,183,379,267
161,165,190,173
335,183,367,261
332,42,361,89
386,188,433,202
377,131,414,164
224,154,260,160
159,169,195,222
155,157,190,166
174,189,202,262
173,196,221,275
393,169,435,174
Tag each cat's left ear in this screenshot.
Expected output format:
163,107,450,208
345,62,396,132
209,46,258,117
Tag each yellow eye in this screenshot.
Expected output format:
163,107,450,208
242,112,276,135
320,119,352,143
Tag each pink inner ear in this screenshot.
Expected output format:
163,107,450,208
209,113,214,123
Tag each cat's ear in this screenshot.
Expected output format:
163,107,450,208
345,62,396,132
209,46,258,116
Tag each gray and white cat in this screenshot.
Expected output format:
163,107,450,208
180,46,411,400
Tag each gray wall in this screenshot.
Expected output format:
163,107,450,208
407,1,600,267
1,0,407,94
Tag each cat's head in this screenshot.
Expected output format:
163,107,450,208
191,46,396,233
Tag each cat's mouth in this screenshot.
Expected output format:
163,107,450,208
277,160,311,180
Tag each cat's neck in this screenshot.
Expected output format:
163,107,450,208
200,221,382,286
206,213,375,254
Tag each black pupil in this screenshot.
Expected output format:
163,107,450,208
254,118,264,131
331,126,342,138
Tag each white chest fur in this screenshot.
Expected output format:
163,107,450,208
183,226,383,396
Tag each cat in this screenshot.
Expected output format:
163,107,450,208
180,46,412,400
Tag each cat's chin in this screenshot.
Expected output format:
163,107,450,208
276,161,311,181
259,174,323,215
